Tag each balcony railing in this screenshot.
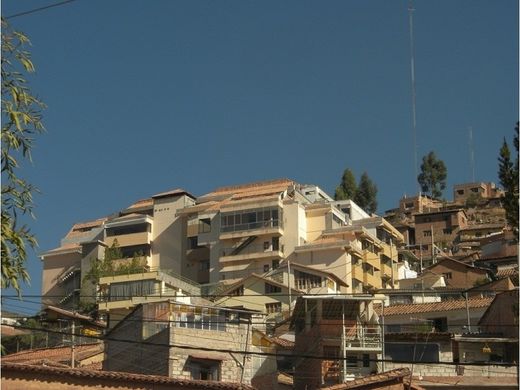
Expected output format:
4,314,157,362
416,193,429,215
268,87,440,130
221,243,282,257
345,324,382,349
220,219,282,234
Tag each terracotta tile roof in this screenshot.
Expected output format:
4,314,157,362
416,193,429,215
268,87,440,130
70,218,106,231
2,343,103,366
268,336,295,349
460,223,504,231
496,267,519,279
321,368,423,390
417,375,518,387
126,198,153,209
1,362,256,389
212,178,294,195
1,325,30,337
377,297,494,316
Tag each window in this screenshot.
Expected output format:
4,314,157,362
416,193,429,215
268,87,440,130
198,218,211,234
199,260,210,271
187,236,200,249
229,285,244,296
443,272,452,280
457,189,464,195
405,202,414,208
263,241,271,251
263,264,270,273
220,207,282,233
430,317,448,332
423,231,432,237
362,354,370,368
265,283,281,294
272,237,280,251
443,228,452,235
272,259,279,269
471,187,479,193
189,358,220,381
265,302,282,314
385,343,439,363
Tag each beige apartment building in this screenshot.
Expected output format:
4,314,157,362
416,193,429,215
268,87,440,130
41,179,403,322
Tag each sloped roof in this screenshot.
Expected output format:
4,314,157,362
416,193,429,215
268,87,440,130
2,343,103,366
152,188,194,199
321,368,425,390
42,306,106,328
1,362,256,389
377,297,493,316
40,243,82,258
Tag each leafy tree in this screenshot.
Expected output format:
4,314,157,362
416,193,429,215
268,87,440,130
417,151,447,199
498,123,519,233
1,19,45,294
334,168,357,200
354,172,378,214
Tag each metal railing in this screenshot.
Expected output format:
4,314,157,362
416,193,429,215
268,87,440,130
220,219,282,233
221,243,282,257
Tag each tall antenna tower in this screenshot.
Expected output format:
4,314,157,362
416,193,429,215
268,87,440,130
408,0,419,192
468,126,475,182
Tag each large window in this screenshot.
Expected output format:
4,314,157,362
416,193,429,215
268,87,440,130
220,207,282,233
108,280,157,301
189,358,220,381
106,223,150,236
265,283,282,294
385,342,440,363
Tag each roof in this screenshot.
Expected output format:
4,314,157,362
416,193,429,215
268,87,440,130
416,375,518,388
152,188,195,199
274,261,349,287
414,208,466,217
425,256,489,274
321,368,425,390
460,223,504,231
42,306,106,328
267,336,295,348
40,243,82,258
125,198,153,210
2,343,103,366
218,273,303,296
1,362,256,390
1,325,30,337
377,296,494,316
478,288,519,327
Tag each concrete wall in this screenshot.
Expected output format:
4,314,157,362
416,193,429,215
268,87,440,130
41,251,82,307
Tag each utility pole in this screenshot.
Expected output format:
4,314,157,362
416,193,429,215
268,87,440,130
287,260,292,315
390,238,395,288
430,225,435,264
341,301,347,382
408,0,419,192
71,321,75,368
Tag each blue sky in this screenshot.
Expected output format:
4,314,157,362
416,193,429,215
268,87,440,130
2,0,518,315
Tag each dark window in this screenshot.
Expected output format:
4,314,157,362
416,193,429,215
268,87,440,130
272,259,280,269
263,264,270,273
189,359,220,381
265,283,281,294
187,236,200,249
423,231,432,237
457,189,464,195
272,237,280,251
443,272,452,280
363,354,370,367
430,317,448,332
443,228,452,235
106,223,150,237
198,218,211,234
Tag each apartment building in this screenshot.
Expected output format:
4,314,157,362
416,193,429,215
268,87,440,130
42,179,403,322
40,189,195,313
40,218,107,309
180,179,402,295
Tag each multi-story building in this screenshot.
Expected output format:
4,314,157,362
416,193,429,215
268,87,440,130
180,179,402,295
40,218,107,310
291,295,384,389
453,182,504,205
104,299,276,386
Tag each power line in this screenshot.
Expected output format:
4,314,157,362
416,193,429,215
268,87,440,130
5,0,78,19
10,324,519,368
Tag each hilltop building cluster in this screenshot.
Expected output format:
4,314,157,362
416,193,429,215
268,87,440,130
2,178,518,389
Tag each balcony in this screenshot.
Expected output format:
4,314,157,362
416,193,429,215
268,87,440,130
220,243,283,263
219,219,283,240
352,264,364,283
104,231,151,247
363,271,380,289
344,324,382,351
363,250,381,271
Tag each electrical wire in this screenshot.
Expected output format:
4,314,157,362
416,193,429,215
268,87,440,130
4,0,78,19
8,324,518,368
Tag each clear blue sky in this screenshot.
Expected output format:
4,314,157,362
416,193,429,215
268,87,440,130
2,0,518,315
